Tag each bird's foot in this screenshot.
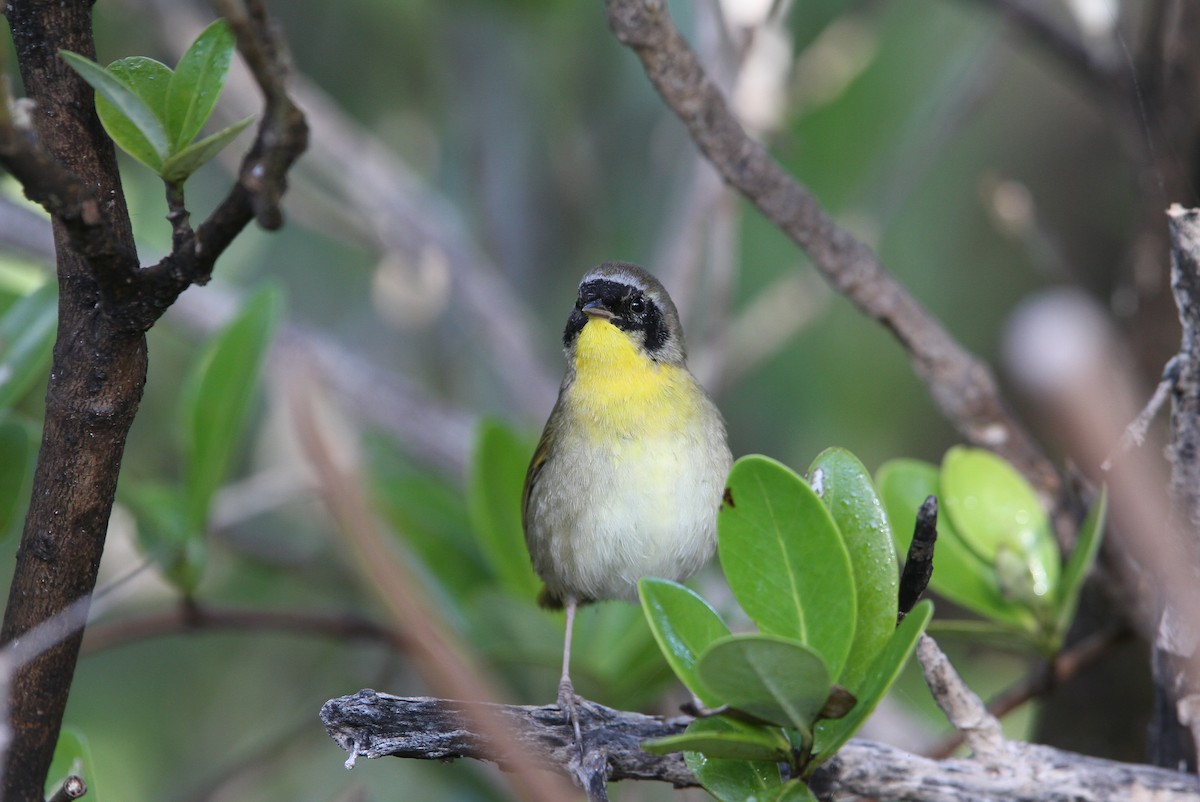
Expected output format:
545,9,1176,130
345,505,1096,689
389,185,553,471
557,676,585,755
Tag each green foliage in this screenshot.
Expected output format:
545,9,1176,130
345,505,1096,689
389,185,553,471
0,420,31,537
467,419,542,599
718,456,856,677
123,286,281,593
808,448,898,693
60,19,252,183
0,280,56,412
641,452,930,797
877,447,1107,656
46,726,100,802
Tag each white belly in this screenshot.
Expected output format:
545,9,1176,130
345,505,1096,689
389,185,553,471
527,422,728,603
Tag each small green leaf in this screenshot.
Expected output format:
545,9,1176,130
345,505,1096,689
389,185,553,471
166,19,236,150
696,633,832,735
808,448,898,693
770,781,819,802
812,599,932,765
103,56,173,121
877,459,1034,630
159,115,254,182
0,421,31,536
467,419,541,599
941,447,1060,598
46,726,101,802
0,280,56,411
60,50,169,170
685,748,782,802
180,285,282,534
639,578,732,706
125,482,206,593
719,455,856,677
643,717,791,762
1056,489,1107,638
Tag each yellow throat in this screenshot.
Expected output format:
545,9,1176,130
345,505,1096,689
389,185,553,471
569,317,695,437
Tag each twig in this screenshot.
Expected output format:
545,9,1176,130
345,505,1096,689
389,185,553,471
321,689,1200,801
80,600,411,655
601,0,1062,504
917,634,1008,763
46,775,86,802
929,626,1131,758
1103,356,1180,470
898,496,937,619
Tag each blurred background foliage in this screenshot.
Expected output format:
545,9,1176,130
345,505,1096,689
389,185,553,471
0,0,1171,799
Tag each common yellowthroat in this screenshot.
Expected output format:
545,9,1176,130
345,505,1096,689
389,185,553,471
522,261,732,732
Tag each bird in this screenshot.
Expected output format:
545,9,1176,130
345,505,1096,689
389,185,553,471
522,261,732,740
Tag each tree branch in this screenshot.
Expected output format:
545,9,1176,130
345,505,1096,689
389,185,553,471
600,0,1062,506
320,689,1200,801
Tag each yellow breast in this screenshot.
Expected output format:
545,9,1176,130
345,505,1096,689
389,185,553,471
568,318,697,438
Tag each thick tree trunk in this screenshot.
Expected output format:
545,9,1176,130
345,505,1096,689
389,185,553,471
0,2,142,800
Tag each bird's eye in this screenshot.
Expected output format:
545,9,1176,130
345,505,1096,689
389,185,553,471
629,295,645,314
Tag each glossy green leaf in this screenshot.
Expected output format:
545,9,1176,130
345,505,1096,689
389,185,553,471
771,782,819,802
719,455,856,677
1056,488,1107,638
642,716,791,762
0,280,56,411
160,115,254,183
180,285,282,534
125,482,206,593
812,599,932,765
467,419,541,599
639,578,732,706
167,19,236,150
103,56,172,121
808,448,898,693
696,633,831,735
941,446,1060,598
877,459,1034,630
46,726,101,802
685,748,782,802
61,50,168,170
0,421,31,536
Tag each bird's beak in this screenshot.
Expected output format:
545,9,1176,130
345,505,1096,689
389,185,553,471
581,299,615,320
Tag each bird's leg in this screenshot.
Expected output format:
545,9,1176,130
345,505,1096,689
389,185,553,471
558,597,584,747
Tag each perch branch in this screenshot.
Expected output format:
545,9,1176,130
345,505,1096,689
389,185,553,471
601,0,1062,504
321,689,1200,802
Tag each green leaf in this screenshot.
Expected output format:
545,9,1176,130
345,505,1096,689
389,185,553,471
639,578,732,706
808,448,898,693
719,455,856,677
941,446,1060,599
1056,488,1107,638
696,633,832,735
685,748,782,802
770,782,819,802
103,56,173,122
125,482,206,593
46,726,101,802
0,421,31,536
642,717,791,762
60,50,169,170
877,459,1034,630
160,115,254,183
0,280,56,411
180,285,282,534
812,599,932,765
166,18,236,151
467,419,541,599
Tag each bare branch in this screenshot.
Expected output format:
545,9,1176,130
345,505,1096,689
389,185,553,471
601,0,1062,504
321,689,1200,802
